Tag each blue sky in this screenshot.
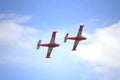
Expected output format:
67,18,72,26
0,0,120,80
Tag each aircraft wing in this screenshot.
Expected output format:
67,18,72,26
46,31,57,58
46,47,53,58
72,40,79,51
76,25,84,37
50,31,57,44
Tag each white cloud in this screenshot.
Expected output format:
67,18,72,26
0,14,38,48
0,14,40,68
76,21,120,67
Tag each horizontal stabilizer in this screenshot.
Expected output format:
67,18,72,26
64,33,69,42
37,40,41,49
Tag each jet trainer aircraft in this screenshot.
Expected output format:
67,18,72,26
37,31,60,58
64,24,87,51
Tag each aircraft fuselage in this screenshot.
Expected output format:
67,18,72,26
39,43,60,47
67,36,87,41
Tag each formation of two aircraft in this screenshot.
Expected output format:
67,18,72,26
37,24,87,58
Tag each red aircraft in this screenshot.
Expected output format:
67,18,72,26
64,24,87,51
37,31,60,58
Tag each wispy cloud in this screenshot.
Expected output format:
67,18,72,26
0,13,32,23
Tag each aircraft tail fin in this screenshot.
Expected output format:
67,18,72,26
37,40,41,49
64,33,69,42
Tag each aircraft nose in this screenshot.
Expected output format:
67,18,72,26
84,37,87,40
58,44,60,46
56,43,60,46
55,43,60,47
